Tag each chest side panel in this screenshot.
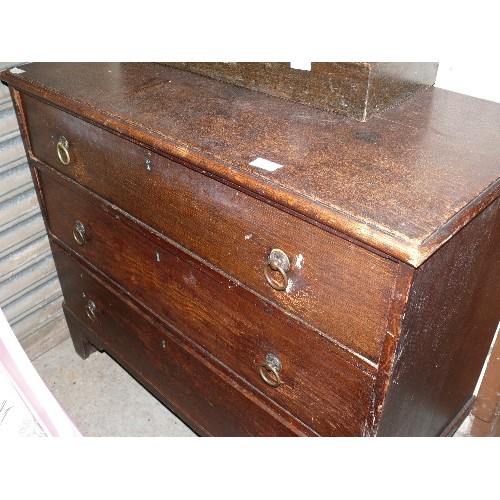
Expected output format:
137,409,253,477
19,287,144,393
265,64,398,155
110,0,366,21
377,198,500,436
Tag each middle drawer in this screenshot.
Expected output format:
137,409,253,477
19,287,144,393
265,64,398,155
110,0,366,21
39,169,376,436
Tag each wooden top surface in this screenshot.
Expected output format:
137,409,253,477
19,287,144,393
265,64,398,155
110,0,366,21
2,62,499,266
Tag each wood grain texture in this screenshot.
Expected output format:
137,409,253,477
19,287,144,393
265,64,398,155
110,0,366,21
163,62,438,121
377,198,500,436
58,251,317,437
41,169,376,436
25,93,398,361
1,64,498,266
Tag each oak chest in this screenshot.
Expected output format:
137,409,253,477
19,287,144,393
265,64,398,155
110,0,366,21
2,63,499,436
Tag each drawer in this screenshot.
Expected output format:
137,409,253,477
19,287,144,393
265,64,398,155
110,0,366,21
59,260,310,437
44,171,377,436
24,94,398,362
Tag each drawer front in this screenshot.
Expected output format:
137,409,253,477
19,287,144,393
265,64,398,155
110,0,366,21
43,171,376,436
58,257,309,437
24,94,398,362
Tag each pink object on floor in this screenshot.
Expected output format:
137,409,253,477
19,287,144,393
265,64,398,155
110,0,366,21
0,307,81,437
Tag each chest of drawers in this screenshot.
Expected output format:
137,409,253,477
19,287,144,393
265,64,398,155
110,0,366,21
2,63,499,436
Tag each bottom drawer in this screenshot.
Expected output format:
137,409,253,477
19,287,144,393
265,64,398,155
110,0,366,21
57,247,315,436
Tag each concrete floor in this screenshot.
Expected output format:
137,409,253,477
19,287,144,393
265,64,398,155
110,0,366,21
33,337,196,437
32,336,473,437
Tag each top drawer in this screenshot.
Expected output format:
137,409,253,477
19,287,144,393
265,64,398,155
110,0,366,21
22,94,399,362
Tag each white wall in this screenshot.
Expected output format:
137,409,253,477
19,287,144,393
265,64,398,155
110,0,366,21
435,62,500,103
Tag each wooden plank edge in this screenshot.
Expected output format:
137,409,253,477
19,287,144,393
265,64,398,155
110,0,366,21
369,263,415,436
440,396,476,437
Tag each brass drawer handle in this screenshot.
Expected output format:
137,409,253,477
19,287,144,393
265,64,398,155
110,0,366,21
56,136,71,165
264,248,290,291
85,300,98,322
259,353,282,388
73,220,86,245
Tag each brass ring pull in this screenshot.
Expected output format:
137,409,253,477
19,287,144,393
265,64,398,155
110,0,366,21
264,249,290,291
259,354,282,388
72,220,86,245
85,300,98,322
56,136,71,165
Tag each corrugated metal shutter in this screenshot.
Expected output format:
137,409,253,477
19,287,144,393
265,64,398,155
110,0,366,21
0,62,68,360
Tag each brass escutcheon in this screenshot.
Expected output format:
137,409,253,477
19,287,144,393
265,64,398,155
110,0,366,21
259,353,282,388
56,136,71,165
85,300,98,322
264,248,290,291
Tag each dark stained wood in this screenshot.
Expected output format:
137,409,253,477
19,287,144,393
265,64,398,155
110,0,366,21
1,64,498,266
58,252,317,437
377,198,500,436
369,262,415,434
24,95,398,362
41,169,376,436
364,62,438,118
66,312,100,360
163,62,438,121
